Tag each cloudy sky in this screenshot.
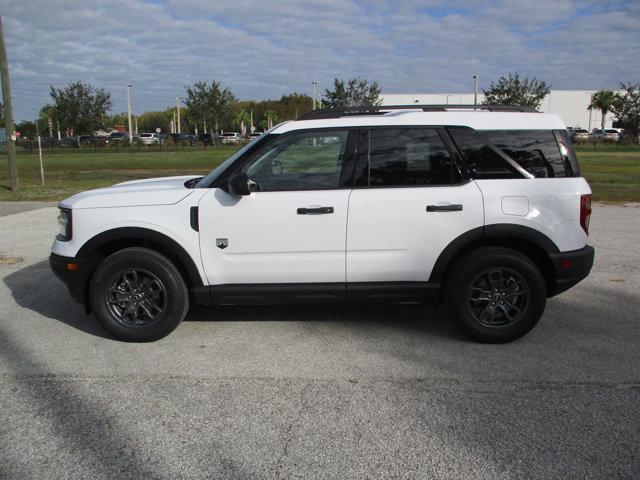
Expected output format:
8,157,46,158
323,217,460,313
2,0,639,121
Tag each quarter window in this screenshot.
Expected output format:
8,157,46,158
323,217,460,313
481,130,569,177
364,128,461,186
243,130,349,191
447,127,520,179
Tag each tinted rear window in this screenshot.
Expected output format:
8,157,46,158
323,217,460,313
363,128,462,186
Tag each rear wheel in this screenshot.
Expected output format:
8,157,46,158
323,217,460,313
89,247,189,341
446,247,547,343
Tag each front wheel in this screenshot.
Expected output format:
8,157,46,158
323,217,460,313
446,247,547,343
89,247,189,341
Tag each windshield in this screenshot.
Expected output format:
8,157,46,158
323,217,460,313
195,133,273,188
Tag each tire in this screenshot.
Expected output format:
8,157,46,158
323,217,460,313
446,247,547,343
89,247,189,341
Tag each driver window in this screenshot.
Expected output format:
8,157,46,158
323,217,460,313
244,130,349,191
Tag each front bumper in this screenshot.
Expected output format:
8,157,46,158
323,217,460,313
548,245,595,296
49,253,87,304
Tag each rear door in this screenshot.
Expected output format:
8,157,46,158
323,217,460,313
345,127,484,291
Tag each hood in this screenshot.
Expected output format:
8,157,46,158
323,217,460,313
60,175,202,210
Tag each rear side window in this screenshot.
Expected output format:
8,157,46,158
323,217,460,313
447,127,521,179
481,130,570,178
360,128,462,186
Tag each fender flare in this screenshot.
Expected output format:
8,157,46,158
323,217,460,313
76,226,204,288
428,224,560,283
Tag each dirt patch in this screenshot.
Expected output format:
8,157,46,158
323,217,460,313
0,255,24,266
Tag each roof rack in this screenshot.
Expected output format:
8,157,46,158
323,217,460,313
299,104,538,120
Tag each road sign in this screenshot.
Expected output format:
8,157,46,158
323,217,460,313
155,127,161,134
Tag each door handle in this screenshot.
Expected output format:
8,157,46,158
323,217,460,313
297,206,334,215
426,204,463,212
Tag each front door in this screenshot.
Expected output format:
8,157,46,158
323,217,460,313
198,129,356,301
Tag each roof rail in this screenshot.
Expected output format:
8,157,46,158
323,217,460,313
299,104,538,120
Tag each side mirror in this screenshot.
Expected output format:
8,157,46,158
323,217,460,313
227,173,251,196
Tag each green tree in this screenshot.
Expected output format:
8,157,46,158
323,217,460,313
15,120,37,139
108,112,129,128
323,78,382,109
184,80,237,133
483,73,550,109
276,92,313,119
260,110,278,130
137,110,171,134
589,89,617,131
49,81,112,135
234,110,251,136
612,82,640,142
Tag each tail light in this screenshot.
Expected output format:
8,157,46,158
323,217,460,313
580,194,592,235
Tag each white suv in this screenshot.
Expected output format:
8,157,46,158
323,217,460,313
50,105,594,343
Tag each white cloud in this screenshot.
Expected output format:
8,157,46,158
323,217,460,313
0,0,638,120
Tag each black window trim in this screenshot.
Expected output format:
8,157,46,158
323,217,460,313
211,127,359,192
352,125,472,190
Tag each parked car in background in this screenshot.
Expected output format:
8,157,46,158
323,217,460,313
571,129,590,143
602,129,620,142
170,133,196,146
590,129,619,143
220,132,241,144
198,132,218,146
248,131,263,141
109,132,128,142
59,137,79,148
139,132,161,145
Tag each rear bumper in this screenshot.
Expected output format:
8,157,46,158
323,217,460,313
49,253,86,304
548,245,594,296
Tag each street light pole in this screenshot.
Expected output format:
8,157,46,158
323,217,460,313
443,94,453,105
312,81,317,110
175,97,181,134
126,83,133,142
473,75,478,106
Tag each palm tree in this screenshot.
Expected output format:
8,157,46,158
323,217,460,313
234,110,251,137
589,90,616,131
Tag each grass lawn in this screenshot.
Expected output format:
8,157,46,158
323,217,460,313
574,144,640,203
1,144,639,202
0,148,238,201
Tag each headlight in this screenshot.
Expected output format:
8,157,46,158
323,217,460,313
56,208,72,241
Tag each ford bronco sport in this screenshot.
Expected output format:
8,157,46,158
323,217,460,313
50,105,594,342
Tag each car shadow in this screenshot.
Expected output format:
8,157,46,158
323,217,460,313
3,260,111,338
3,260,461,341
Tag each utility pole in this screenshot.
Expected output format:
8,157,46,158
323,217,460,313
0,14,18,191
126,83,133,141
312,81,317,110
473,75,478,106
175,97,181,134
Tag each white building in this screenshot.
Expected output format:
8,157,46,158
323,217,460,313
380,90,613,130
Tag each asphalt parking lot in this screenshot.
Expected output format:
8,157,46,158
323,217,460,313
0,202,638,479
